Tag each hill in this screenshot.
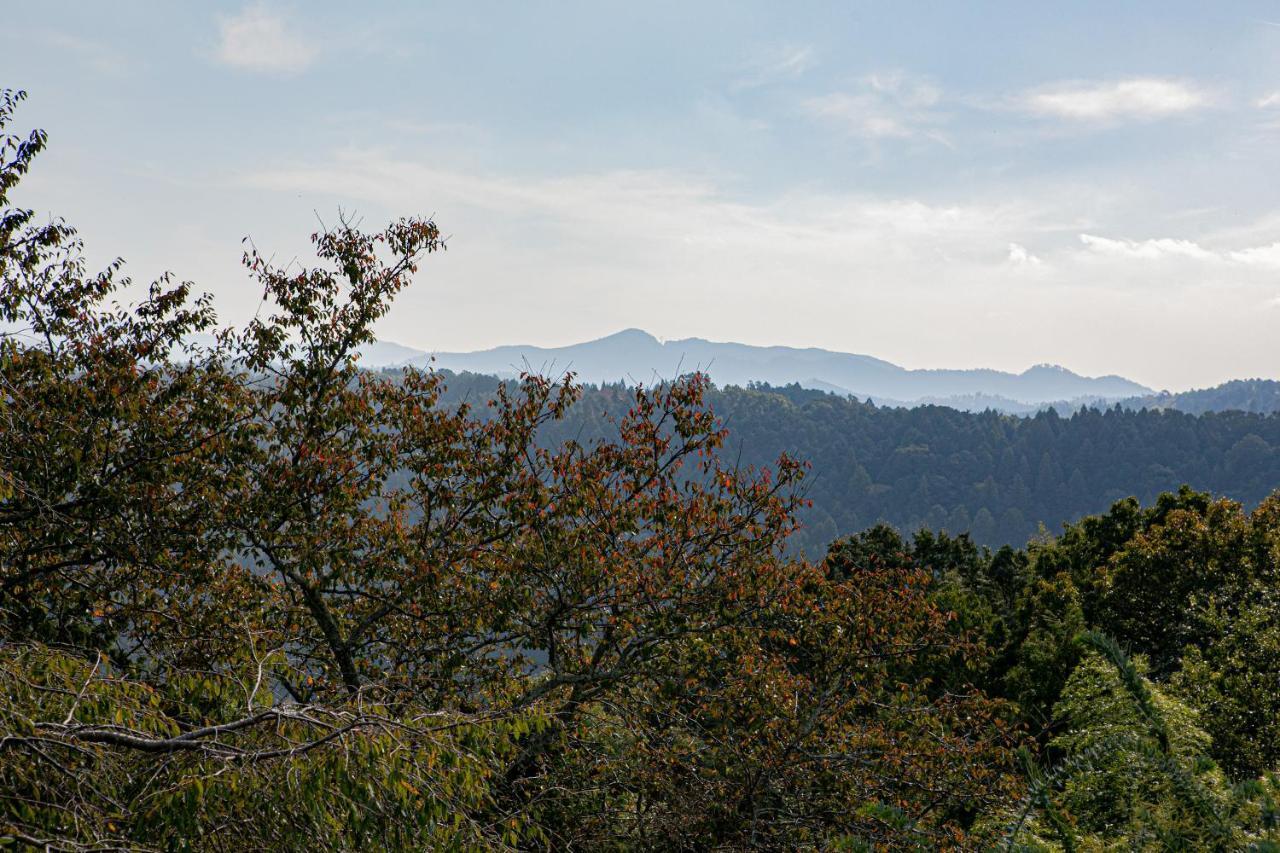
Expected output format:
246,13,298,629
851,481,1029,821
427,372,1280,554
361,333,1280,416
1115,378,1280,415
361,329,1152,405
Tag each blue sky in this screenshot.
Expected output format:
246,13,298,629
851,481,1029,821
5,2,1280,389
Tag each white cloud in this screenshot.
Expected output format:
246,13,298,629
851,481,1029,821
1019,78,1210,121
865,71,941,108
803,72,948,144
1258,91,1280,108
1228,242,1280,267
1079,233,1215,260
238,152,1051,328
732,44,816,90
242,153,1024,249
1079,233,1280,268
1007,242,1043,267
216,4,316,73
758,44,816,80
34,30,131,75
804,95,909,138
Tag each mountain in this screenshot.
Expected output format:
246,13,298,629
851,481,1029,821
873,381,1280,417
354,339,430,368
391,329,1152,406
1115,379,1280,416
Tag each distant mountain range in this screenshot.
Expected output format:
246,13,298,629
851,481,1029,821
358,329,1155,408
1114,379,1280,416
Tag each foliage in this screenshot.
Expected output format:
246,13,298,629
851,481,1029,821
0,644,535,851
1002,636,1280,850
817,491,1280,848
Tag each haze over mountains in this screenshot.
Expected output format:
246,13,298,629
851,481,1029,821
358,328,1154,410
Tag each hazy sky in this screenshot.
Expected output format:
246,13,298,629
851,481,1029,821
5,2,1280,390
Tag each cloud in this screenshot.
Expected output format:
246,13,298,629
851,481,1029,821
1228,242,1280,267
1079,233,1280,267
1078,233,1215,261
759,45,817,80
1007,242,1043,267
1018,78,1210,121
803,72,948,144
239,151,1056,317
29,30,131,75
242,153,1024,248
865,72,942,108
1258,92,1280,108
216,4,316,73
731,44,816,91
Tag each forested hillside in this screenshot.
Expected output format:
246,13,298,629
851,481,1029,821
429,373,1280,553
866,377,1280,416
1118,378,1280,415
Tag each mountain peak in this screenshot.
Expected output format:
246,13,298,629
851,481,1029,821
599,328,660,345
1022,363,1076,377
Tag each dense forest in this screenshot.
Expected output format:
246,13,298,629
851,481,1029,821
4,90,1280,850
428,372,1280,554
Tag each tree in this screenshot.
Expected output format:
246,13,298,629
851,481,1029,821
1003,633,1280,851
1096,491,1253,677
0,87,536,850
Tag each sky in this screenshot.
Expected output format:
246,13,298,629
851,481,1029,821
4,2,1280,391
